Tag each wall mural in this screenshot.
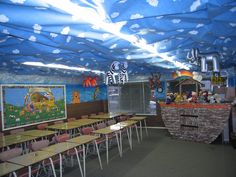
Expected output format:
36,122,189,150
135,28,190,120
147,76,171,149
1,85,67,130
66,84,107,104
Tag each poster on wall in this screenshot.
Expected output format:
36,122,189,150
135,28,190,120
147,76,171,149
1,85,67,131
66,84,107,104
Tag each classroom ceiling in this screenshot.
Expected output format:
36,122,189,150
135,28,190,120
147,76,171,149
0,0,236,78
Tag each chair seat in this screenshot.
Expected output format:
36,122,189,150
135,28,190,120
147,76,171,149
43,156,61,166
67,148,83,156
108,133,116,139
96,137,106,144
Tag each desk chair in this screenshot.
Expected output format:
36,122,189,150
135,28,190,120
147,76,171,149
54,120,64,125
37,123,48,130
29,140,58,177
0,148,39,177
67,118,76,122
10,128,24,135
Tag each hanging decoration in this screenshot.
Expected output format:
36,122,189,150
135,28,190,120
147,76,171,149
105,61,129,85
83,76,98,87
118,61,128,84
172,70,193,79
187,48,220,73
149,73,163,93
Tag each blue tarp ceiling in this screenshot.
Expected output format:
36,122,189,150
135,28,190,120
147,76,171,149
0,0,236,78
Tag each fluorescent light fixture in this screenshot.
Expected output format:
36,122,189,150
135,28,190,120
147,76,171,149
22,62,105,75
42,0,190,70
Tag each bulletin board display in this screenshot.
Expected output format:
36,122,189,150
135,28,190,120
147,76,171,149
1,85,67,131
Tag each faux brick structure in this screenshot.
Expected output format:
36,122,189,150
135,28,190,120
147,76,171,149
160,103,231,144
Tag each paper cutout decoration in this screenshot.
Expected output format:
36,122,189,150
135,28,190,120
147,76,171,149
172,70,193,79
192,71,203,82
105,61,129,85
83,76,98,87
187,48,220,73
118,61,128,84
149,73,163,93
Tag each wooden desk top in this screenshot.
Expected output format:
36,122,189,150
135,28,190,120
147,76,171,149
7,151,57,166
18,130,56,137
93,127,117,135
69,119,101,126
129,116,147,121
0,162,24,176
47,123,80,130
89,113,122,119
93,121,137,135
41,142,79,154
66,135,99,145
0,135,36,148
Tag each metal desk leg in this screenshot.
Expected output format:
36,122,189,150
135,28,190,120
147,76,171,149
28,166,31,177
135,125,140,143
13,172,17,177
106,135,109,164
130,127,133,150
126,128,132,150
59,154,62,177
119,131,122,157
115,132,121,157
74,147,84,177
49,157,57,177
140,121,143,141
94,141,103,170
144,119,148,136
83,144,86,177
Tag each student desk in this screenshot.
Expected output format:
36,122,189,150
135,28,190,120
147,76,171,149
89,113,123,120
66,135,102,177
93,120,139,164
18,130,56,139
129,116,148,140
7,151,58,177
47,119,101,136
41,142,83,177
0,162,24,177
69,118,102,127
47,123,81,135
0,134,36,150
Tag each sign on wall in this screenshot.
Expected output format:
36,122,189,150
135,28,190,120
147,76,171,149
1,85,67,130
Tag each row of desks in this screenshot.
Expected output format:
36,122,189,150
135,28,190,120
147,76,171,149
0,115,148,177
1,135,101,177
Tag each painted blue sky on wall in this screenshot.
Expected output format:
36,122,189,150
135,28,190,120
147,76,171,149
66,84,107,104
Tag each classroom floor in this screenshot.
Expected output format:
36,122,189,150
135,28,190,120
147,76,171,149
63,129,236,177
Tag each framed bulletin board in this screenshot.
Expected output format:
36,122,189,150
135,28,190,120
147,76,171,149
1,84,67,131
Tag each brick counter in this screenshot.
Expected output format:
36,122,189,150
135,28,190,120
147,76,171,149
160,103,231,143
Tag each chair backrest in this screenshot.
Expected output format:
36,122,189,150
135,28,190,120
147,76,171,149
10,128,24,135
81,115,89,119
119,115,128,122
95,122,106,130
107,119,116,126
54,120,64,124
0,148,22,162
81,127,93,135
29,140,49,151
55,133,70,143
67,118,76,122
0,132,4,137
90,113,97,117
37,123,48,130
